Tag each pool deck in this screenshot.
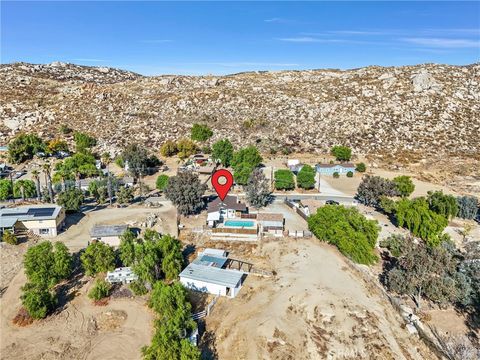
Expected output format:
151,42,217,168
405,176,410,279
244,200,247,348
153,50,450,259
219,219,258,229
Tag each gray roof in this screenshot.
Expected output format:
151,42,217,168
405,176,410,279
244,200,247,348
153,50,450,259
180,263,243,287
0,205,62,228
316,163,355,169
207,195,247,213
90,224,128,238
193,254,228,268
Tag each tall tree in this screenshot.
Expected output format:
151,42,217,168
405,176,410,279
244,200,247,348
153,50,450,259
42,163,54,203
356,175,399,207
245,168,271,208
8,133,46,163
80,242,116,276
212,139,234,167
31,170,42,201
14,179,36,200
296,164,316,189
122,143,149,196
165,172,206,215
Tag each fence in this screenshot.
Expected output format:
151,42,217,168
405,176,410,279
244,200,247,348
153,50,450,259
212,227,258,235
191,294,219,320
284,199,309,220
240,213,257,219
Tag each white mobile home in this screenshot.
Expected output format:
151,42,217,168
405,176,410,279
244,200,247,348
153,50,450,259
105,267,138,284
179,249,245,298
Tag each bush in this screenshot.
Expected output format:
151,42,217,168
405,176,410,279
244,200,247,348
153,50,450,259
427,190,458,219
356,175,399,207
456,196,478,220
88,279,111,301
160,140,178,157
378,195,397,215
0,179,13,200
296,165,316,189
379,234,409,257
346,171,353,178
114,156,125,168
356,162,366,172
117,186,134,204
212,139,234,166
333,172,340,178
21,283,57,319
274,169,295,190
393,175,415,197
8,133,46,163
190,123,213,142
56,188,84,212
2,230,18,245
308,205,379,265
330,145,352,162
73,131,96,153
129,280,148,296
155,175,169,191
176,138,198,159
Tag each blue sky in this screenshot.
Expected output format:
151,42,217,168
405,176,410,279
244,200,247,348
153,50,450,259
2,1,479,75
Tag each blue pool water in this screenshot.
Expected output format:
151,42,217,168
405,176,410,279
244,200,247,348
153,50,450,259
224,220,255,227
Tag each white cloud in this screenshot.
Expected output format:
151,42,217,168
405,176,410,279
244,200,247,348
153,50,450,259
401,37,480,48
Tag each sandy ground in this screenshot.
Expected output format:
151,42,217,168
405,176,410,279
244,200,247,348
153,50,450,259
203,238,437,360
0,270,153,360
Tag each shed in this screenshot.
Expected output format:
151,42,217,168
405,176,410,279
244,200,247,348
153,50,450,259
257,213,284,230
90,224,128,247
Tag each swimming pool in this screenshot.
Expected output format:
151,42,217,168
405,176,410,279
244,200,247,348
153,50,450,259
224,220,255,228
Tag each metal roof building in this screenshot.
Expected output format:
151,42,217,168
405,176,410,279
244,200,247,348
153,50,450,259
90,224,128,248
0,205,65,237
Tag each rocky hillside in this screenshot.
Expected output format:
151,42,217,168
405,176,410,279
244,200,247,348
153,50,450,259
1,61,479,161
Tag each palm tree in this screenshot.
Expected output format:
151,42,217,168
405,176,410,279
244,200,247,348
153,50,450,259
16,180,26,201
31,170,41,201
102,152,113,205
42,163,54,203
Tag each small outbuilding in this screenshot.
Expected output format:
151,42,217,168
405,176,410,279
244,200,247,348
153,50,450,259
257,213,284,233
90,224,128,247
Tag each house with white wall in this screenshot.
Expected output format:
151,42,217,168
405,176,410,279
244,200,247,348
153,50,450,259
179,249,245,298
0,205,65,237
206,195,247,227
90,224,128,247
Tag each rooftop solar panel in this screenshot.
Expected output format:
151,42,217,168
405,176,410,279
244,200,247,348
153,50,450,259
27,208,56,217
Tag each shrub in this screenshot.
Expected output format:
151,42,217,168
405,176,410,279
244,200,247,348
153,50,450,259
129,280,148,296
81,242,116,276
356,175,399,207
2,230,18,245
379,234,409,257
346,171,353,178
160,140,178,157
117,186,134,204
88,279,112,301
8,133,46,163
333,172,340,178
114,156,125,168
274,169,295,190
308,205,379,265
156,175,169,191
73,131,96,153
330,145,352,162
393,175,415,197
456,196,478,220
296,165,316,189
190,123,213,142
212,139,234,166
176,138,198,159
356,162,366,172
0,179,13,200
21,282,57,319
427,190,458,219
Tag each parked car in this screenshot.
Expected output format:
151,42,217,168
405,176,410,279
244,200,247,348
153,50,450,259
326,200,340,205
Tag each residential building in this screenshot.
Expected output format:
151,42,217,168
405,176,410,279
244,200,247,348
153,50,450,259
179,249,245,298
90,224,128,247
207,195,248,227
316,163,356,176
257,213,284,234
0,205,65,237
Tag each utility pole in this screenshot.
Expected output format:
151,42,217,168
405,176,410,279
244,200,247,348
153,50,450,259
9,171,15,204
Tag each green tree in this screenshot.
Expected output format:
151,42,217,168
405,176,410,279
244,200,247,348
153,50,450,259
0,179,13,200
356,175,399,207
155,175,169,191
55,152,99,180
233,163,254,186
165,172,206,215
232,146,262,170
119,230,138,266
427,191,459,219
14,179,37,200
212,139,234,167
88,279,112,301
456,196,478,220
160,140,178,157
24,241,72,288
356,162,366,172
190,123,213,142
274,169,295,190
378,195,397,215
396,197,448,246
330,145,352,162
56,188,84,212
21,282,57,319
158,235,183,281
73,131,97,153
123,143,149,196
81,242,116,276
346,171,354,178
31,170,42,201
245,168,271,208
308,205,379,265
379,234,409,258
47,139,69,154
8,133,46,163
393,176,415,197
296,165,316,189
133,231,164,285
117,186,134,204
2,230,18,245
176,138,198,159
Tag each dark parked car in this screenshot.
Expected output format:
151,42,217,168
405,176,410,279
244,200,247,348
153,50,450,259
325,200,340,205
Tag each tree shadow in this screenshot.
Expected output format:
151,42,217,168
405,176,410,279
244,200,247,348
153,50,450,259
182,244,196,260
62,212,86,232
54,252,88,313
198,323,218,360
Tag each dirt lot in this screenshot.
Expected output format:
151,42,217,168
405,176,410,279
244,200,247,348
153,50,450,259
0,270,153,360
202,238,437,360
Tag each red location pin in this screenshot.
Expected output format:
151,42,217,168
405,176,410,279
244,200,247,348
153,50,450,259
211,169,234,201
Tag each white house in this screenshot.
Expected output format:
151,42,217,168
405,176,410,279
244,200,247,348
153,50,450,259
179,249,245,298
0,205,65,237
206,195,247,227
90,224,128,247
